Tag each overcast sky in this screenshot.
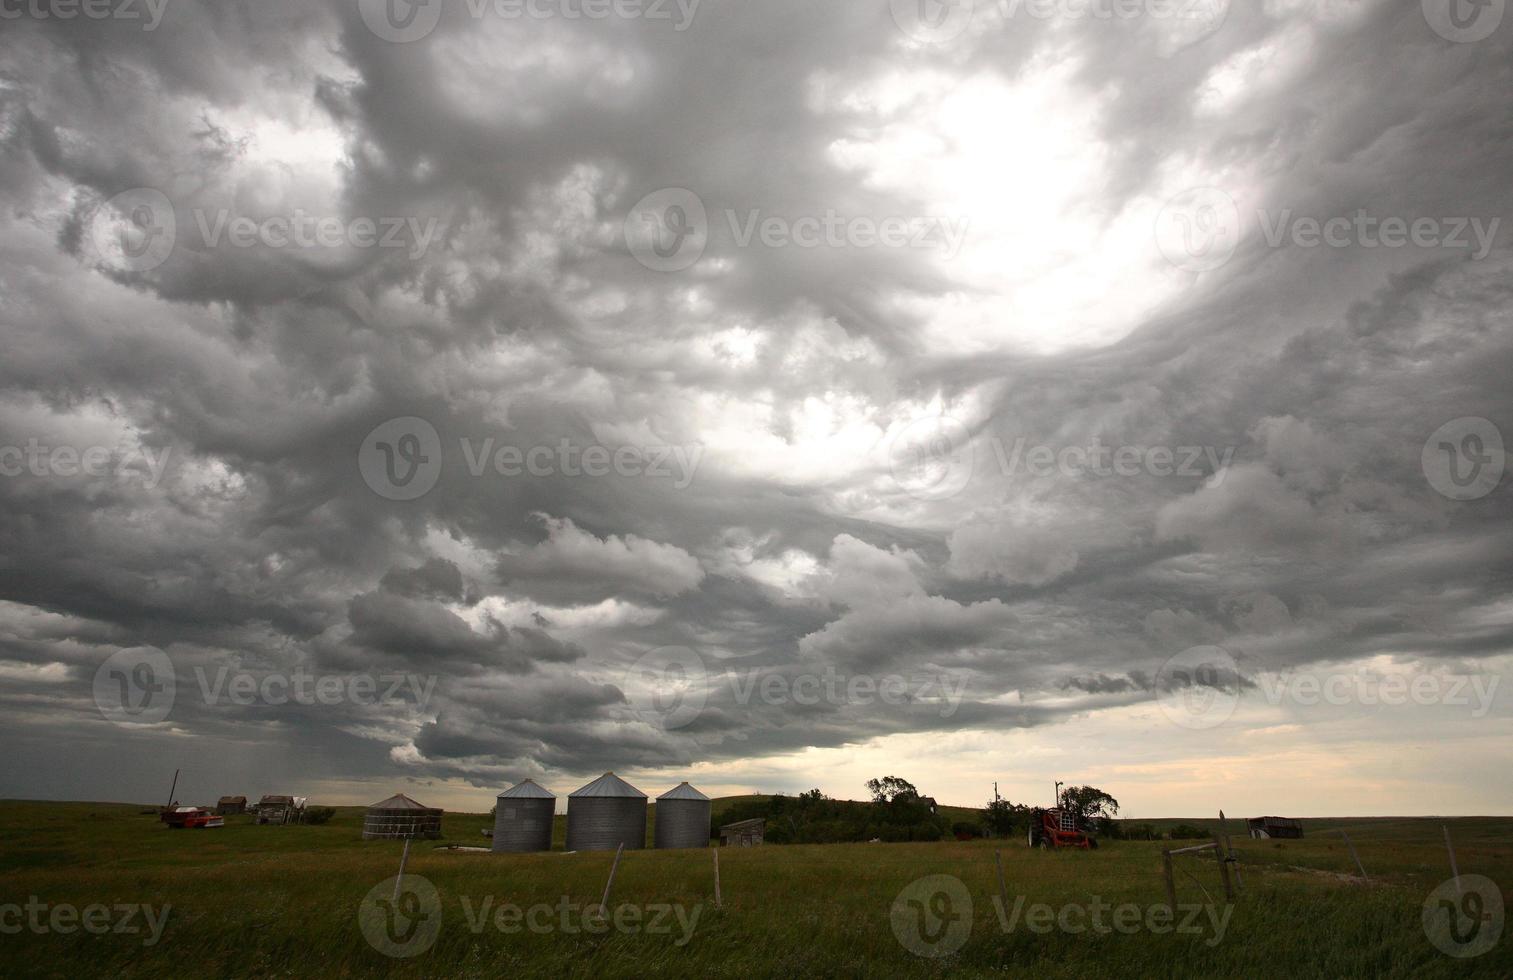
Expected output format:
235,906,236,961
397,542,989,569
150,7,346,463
0,0,1509,817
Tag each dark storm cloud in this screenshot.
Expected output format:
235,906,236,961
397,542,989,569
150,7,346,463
0,0,1509,802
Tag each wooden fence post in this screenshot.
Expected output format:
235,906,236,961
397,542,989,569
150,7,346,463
713,848,722,909
1443,825,1461,897
597,842,625,918
1162,849,1177,911
394,838,412,901
1219,810,1243,892
994,850,1009,914
1211,833,1233,901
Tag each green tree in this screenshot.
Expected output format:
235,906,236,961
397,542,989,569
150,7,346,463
983,797,1026,836
1059,786,1120,832
865,776,919,805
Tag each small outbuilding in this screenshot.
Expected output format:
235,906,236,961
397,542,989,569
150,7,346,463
215,796,247,816
493,779,556,853
654,782,711,849
566,772,647,852
720,817,766,847
363,793,444,840
1247,816,1304,839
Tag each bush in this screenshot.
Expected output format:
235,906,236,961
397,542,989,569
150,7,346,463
952,821,983,840
911,824,942,842
1167,823,1208,840
304,807,335,825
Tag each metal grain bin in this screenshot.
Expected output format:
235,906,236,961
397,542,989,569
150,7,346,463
362,793,443,840
493,779,556,853
566,772,646,852
654,782,711,849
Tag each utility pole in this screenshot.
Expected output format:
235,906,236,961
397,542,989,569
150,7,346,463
1054,781,1064,808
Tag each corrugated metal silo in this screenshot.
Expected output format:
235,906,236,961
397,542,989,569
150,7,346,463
362,793,443,840
654,782,711,849
565,772,647,851
492,779,556,853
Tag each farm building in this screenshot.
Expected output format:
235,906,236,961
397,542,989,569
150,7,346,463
654,782,711,849
254,795,303,824
1248,816,1304,839
215,796,247,815
493,779,556,853
362,793,443,840
566,772,646,852
720,817,766,847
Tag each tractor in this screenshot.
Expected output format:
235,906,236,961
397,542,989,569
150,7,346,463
1027,806,1097,849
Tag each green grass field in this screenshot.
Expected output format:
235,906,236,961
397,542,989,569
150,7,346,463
0,800,1507,978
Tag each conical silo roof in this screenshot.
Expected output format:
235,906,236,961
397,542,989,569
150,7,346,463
498,778,556,800
570,772,647,798
657,781,709,801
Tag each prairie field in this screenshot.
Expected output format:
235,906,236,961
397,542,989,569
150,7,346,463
1,800,1508,978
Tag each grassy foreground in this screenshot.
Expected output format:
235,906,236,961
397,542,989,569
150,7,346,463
0,800,1507,978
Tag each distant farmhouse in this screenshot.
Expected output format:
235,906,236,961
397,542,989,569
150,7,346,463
215,796,247,816
1248,816,1304,839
